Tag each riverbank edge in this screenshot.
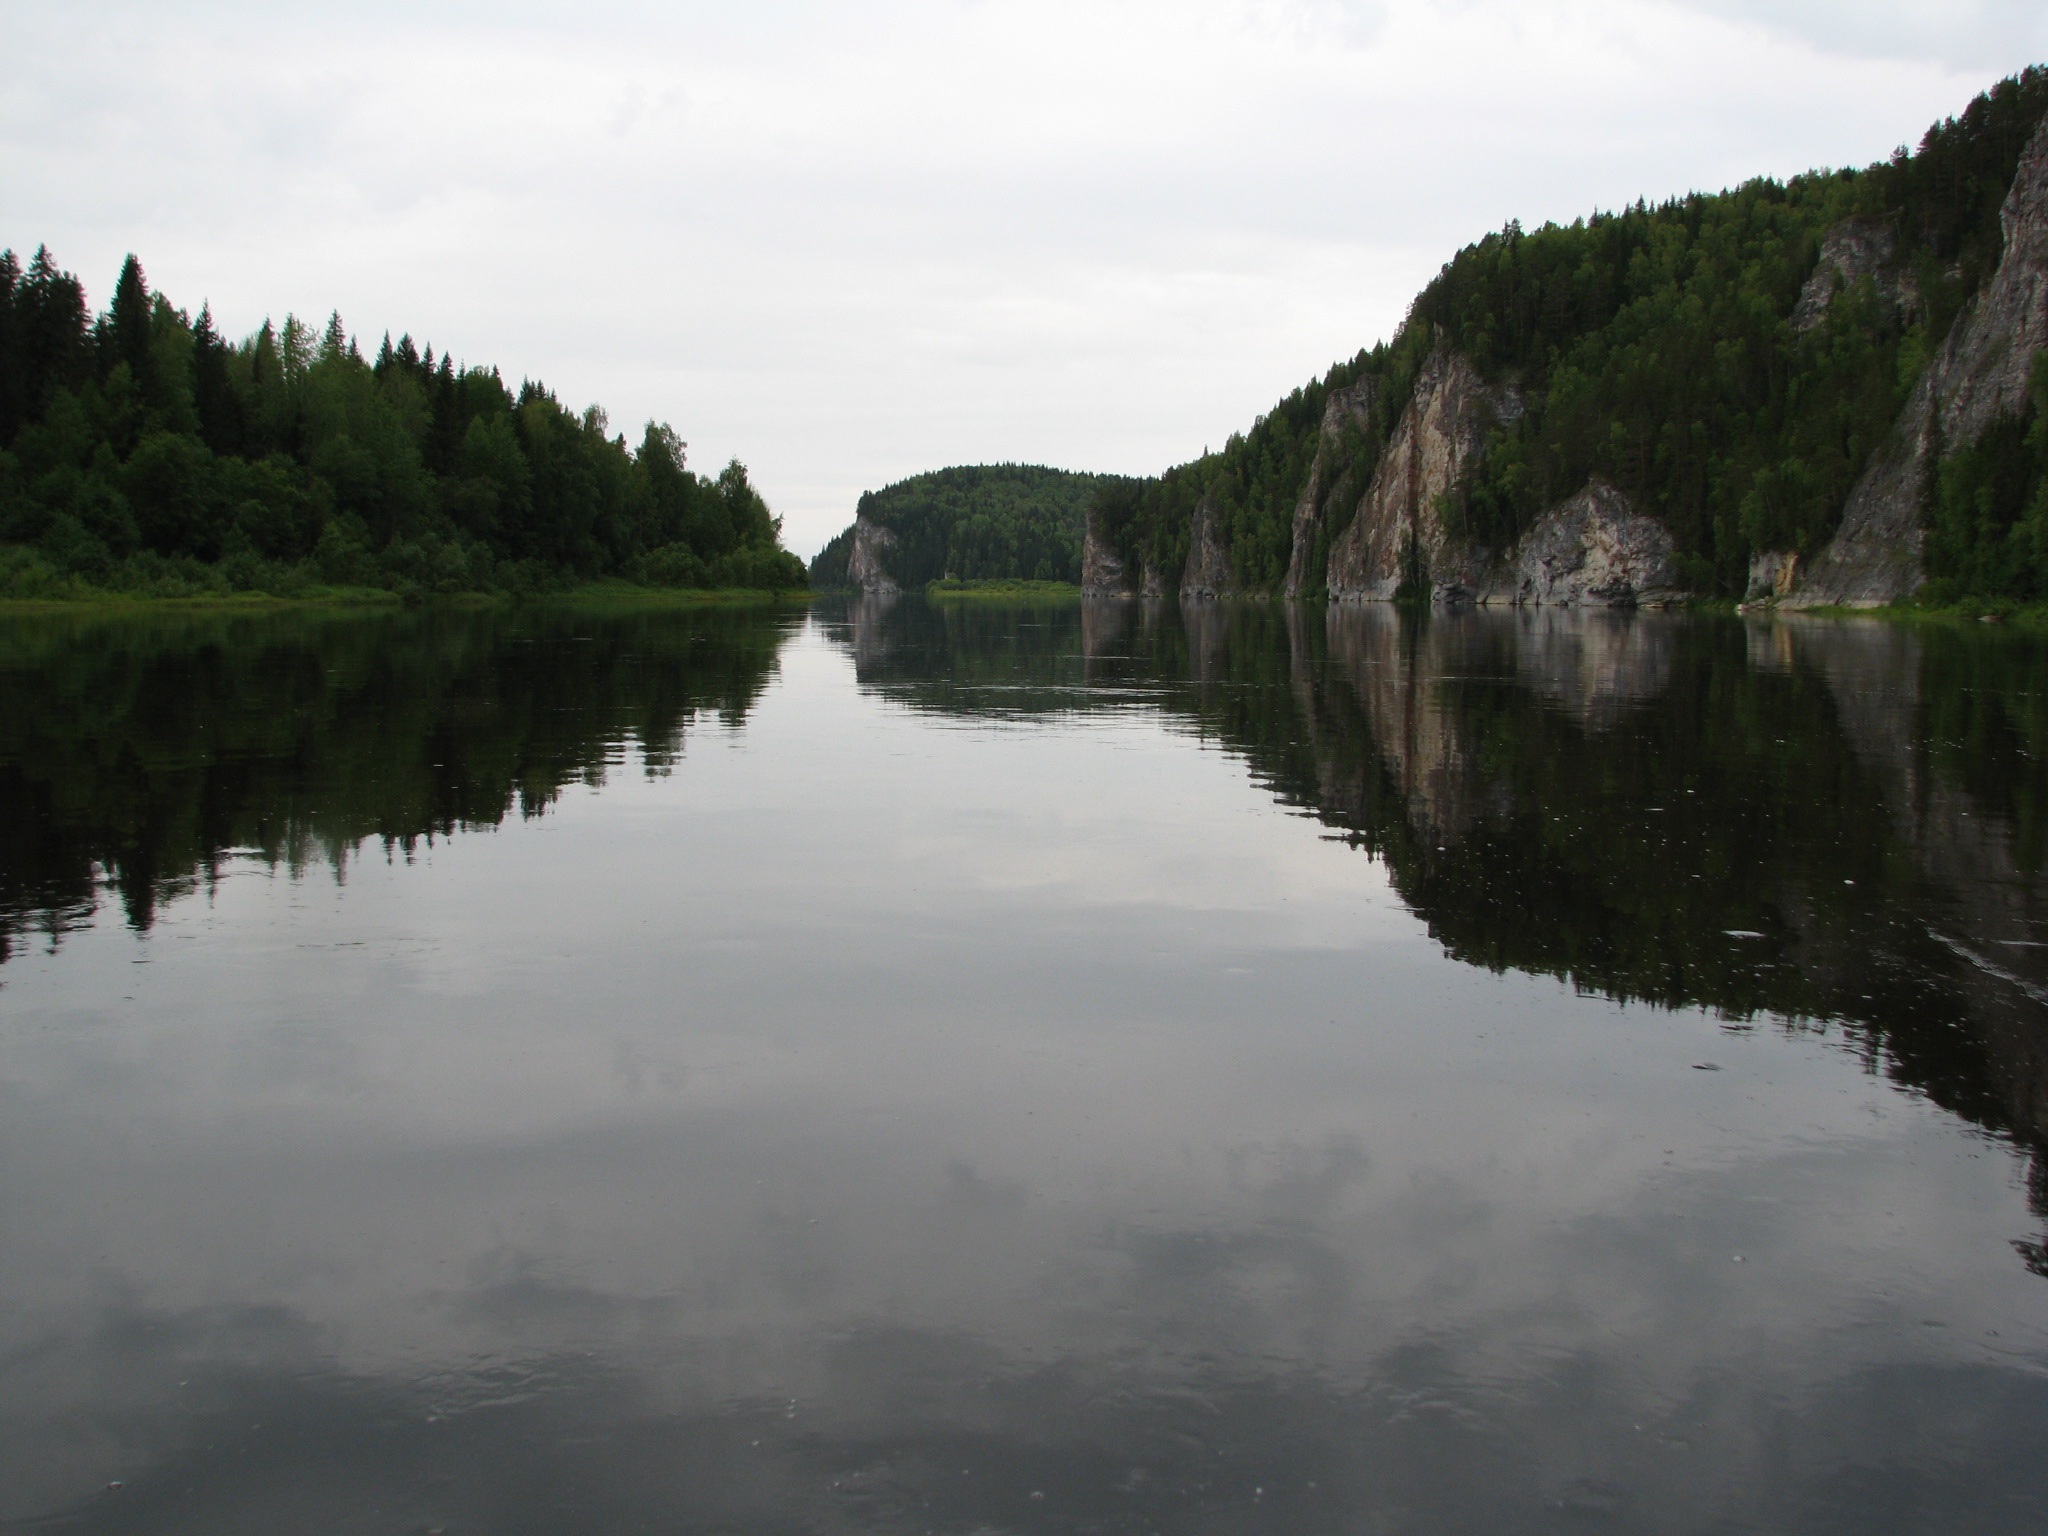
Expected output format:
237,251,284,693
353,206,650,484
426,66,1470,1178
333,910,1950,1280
925,579,1082,600
1736,599,2048,627
0,583,816,615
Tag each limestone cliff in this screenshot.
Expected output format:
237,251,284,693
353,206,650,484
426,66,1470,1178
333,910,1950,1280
1082,522,1171,599
1786,114,2048,607
1180,490,1234,598
1311,353,1677,608
1488,480,1684,608
845,515,901,597
1789,216,1919,334
1282,380,1377,597
1326,349,1519,602
1081,523,1132,598
1077,84,2048,611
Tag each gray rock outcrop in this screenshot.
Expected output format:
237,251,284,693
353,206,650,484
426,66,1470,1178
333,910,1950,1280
1081,523,1132,598
845,515,901,597
1283,379,1377,597
1787,114,2048,607
1181,490,1233,598
1326,349,1519,602
1790,216,1917,333
1745,550,1800,602
1491,480,1683,608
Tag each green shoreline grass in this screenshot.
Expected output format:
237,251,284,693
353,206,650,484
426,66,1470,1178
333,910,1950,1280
0,582,813,615
13,577,2037,627
924,578,1081,600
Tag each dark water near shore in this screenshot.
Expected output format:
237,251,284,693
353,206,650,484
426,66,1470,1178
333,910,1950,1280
2,596,2046,1534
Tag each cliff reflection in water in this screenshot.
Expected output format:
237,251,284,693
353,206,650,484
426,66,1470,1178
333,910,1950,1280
832,595,2048,1271
0,603,800,965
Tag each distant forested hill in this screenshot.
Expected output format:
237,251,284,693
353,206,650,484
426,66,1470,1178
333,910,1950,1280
811,464,1121,589
0,255,807,599
1092,66,2048,604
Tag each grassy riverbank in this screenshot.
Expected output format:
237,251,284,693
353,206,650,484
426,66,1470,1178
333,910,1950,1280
924,578,1080,599
0,577,813,615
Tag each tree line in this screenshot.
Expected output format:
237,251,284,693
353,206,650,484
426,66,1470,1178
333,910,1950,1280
810,464,1119,588
0,253,808,598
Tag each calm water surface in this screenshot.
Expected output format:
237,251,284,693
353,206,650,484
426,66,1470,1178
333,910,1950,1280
2,597,2046,1534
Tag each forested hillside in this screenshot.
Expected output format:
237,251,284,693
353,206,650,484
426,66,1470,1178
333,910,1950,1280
0,254,807,599
811,464,1119,589
1094,67,2048,601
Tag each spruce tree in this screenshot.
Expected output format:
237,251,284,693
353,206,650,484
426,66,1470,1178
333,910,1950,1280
191,303,242,456
0,249,21,442
19,248,90,424
102,254,152,384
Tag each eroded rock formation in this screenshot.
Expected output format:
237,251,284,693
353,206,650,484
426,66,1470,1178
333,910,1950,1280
1789,216,1919,333
1080,523,1131,598
1283,380,1377,597
1327,350,1519,602
845,516,901,597
1491,480,1683,608
1787,115,2048,607
1072,110,2048,612
1181,491,1233,598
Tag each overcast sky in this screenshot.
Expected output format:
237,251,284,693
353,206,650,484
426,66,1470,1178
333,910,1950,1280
5,2,2045,556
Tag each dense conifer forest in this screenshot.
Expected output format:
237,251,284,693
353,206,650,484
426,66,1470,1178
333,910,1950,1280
0,255,807,599
810,464,1119,588
1094,67,2048,601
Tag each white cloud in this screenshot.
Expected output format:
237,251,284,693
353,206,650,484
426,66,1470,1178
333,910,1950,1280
1,1,2036,554
1676,0,2048,72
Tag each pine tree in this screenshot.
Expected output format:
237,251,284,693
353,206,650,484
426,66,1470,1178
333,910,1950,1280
192,303,242,456
16,247,90,429
318,310,349,366
0,249,21,442
101,254,152,383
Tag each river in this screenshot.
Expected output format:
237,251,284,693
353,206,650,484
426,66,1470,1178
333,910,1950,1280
1,596,2044,1533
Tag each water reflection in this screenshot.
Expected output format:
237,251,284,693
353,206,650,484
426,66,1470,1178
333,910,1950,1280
0,602,798,959
836,598,2048,1269
2,597,2046,1534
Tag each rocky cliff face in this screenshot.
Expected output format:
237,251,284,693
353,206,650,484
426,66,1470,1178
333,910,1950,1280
1745,550,1800,602
845,516,901,597
1283,380,1377,597
1080,523,1129,598
1786,114,2048,607
1082,524,1171,598
1180,490,1233,598
1317,356,1671,608
1789,216,1919,334
1488,480,1683,608
1326,350,1519,602
1083,106,2047,612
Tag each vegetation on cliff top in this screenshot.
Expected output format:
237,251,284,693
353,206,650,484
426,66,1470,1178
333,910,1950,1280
1095,67,2048,600
810,464,1121,589
0,253,809,602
